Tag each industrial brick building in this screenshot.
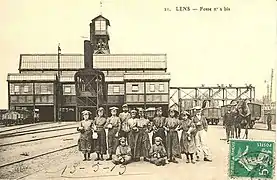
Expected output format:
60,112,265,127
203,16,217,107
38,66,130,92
7,15,171,121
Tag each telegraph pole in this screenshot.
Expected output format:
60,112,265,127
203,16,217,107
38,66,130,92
57,44,62,123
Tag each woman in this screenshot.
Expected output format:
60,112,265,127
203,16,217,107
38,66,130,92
133,108,151,161
105,107,121,160
152,107,166,147
94,107,107,161
77,110,94,161
126,109,138,157
164,109,182,163
179,111,197,164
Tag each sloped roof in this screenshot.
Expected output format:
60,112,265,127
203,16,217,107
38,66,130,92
7,73,56,82
19,54,167,71
91,15,110,26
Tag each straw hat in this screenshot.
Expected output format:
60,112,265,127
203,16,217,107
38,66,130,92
81,110,91,115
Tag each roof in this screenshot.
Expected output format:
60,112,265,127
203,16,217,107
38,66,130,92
91,15,110,26
7,73,56,82
19,54,167,71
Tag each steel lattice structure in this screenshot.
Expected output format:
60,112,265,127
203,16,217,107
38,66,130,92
169,85,255,112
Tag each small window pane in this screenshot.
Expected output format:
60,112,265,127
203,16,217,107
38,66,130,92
150,84,155,92
14,86,20,93
113,86,120,93
159,84,164,92
64,86,71,93
132,84,139,92
24,86,29,93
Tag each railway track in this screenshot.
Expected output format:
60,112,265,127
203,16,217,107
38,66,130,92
0,122,77,137
0,144,78,169
0,131,79,147
0,122,52,134
0,126,77,139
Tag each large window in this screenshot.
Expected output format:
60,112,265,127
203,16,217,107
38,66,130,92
64,86,71,93
132,84,139,92
95,20,106,31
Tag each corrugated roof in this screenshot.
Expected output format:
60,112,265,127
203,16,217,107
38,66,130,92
19,54,167,70
7,73,56,81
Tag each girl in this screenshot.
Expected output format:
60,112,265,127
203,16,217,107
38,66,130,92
77,110,94,161
105,107,121,160
149,136,167,166
133,108,151,161
164,108,182,163
179,111,197,164
94,107,107,161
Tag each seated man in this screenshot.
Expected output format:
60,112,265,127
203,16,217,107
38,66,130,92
149,137,167,166
112,137,132,165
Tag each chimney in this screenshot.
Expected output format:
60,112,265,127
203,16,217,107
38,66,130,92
84,40,93,68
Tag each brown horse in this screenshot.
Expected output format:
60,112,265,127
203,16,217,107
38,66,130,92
235,99,251,139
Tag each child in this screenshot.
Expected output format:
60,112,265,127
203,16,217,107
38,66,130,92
133,108,151,161
94,107,107,161
77,110,93,161
164,108,182,163
179,111,196,164
112,137,132,165
149,137,167,166
105,107,121,160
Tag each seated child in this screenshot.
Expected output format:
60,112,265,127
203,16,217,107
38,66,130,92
149,137,167,166
112,137,132,165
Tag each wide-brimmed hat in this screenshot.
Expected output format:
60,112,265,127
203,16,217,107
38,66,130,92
97,107,104,112
122,104,128,108
109,107,119,111
193,106,202,111
154,136,162,142
168,108,179,116
81,110,91,115
130,109,137,113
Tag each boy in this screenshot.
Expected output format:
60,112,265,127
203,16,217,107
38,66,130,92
149,137,167,166
112,137,132,165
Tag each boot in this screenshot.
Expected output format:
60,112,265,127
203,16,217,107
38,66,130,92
106,155,112,161
100,154,104,161
83,153,87,161
171,157,178,163
95,153,100,161
87,153,91,161
204,157,212,162
190,154,195,164
196,155,200,161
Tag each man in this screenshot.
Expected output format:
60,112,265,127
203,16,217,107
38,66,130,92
119,104,131,139
192,106,212,162
223,105,235,143
267,113,272,131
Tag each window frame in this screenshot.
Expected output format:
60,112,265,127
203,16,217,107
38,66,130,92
159,84,165,92
149,84,155,92
113,86,120,93
131,84,139,92
14,85,20,93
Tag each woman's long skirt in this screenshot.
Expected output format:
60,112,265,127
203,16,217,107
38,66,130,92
133,128,151,159
127,130,136,156
166,130,181,159
180,131,196,154
108,128,119,155
94,128,107,154
78,130,93,154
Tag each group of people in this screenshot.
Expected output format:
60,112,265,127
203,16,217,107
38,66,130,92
77,104,212,166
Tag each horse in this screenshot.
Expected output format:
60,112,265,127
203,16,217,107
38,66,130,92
234,99,251,139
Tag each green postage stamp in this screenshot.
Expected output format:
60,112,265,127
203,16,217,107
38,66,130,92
229,139,275,179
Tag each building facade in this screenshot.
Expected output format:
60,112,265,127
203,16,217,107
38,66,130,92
7,15,171,121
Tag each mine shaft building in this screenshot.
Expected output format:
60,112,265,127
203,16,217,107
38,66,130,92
7,15,171,121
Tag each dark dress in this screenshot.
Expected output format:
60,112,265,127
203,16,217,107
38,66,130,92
164,117,182,159
78,120,93,154
180,119,197,154
152,116,166,147
105,116,121,155
94,116,107,154
133,117,151,159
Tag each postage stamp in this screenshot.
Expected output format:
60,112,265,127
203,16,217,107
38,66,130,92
229,139,275,179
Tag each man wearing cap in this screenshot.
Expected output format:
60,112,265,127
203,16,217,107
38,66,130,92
112,137,132,165
152,107,166,147
119,104,131,139
94,107,107,161
223,105,235,144
192,106,212,162
149,136,167,166
105,107,121,160
77,110,94,161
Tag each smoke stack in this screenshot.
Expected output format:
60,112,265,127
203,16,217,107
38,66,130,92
84,40,93,68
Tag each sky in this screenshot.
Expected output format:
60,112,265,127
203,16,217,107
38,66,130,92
0,0,275,109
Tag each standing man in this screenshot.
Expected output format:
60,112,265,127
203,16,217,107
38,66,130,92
192,106,212,162
223,105,234,143
119,104,131,139
267,113,272,131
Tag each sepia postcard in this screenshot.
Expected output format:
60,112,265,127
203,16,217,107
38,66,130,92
0,0,276,179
